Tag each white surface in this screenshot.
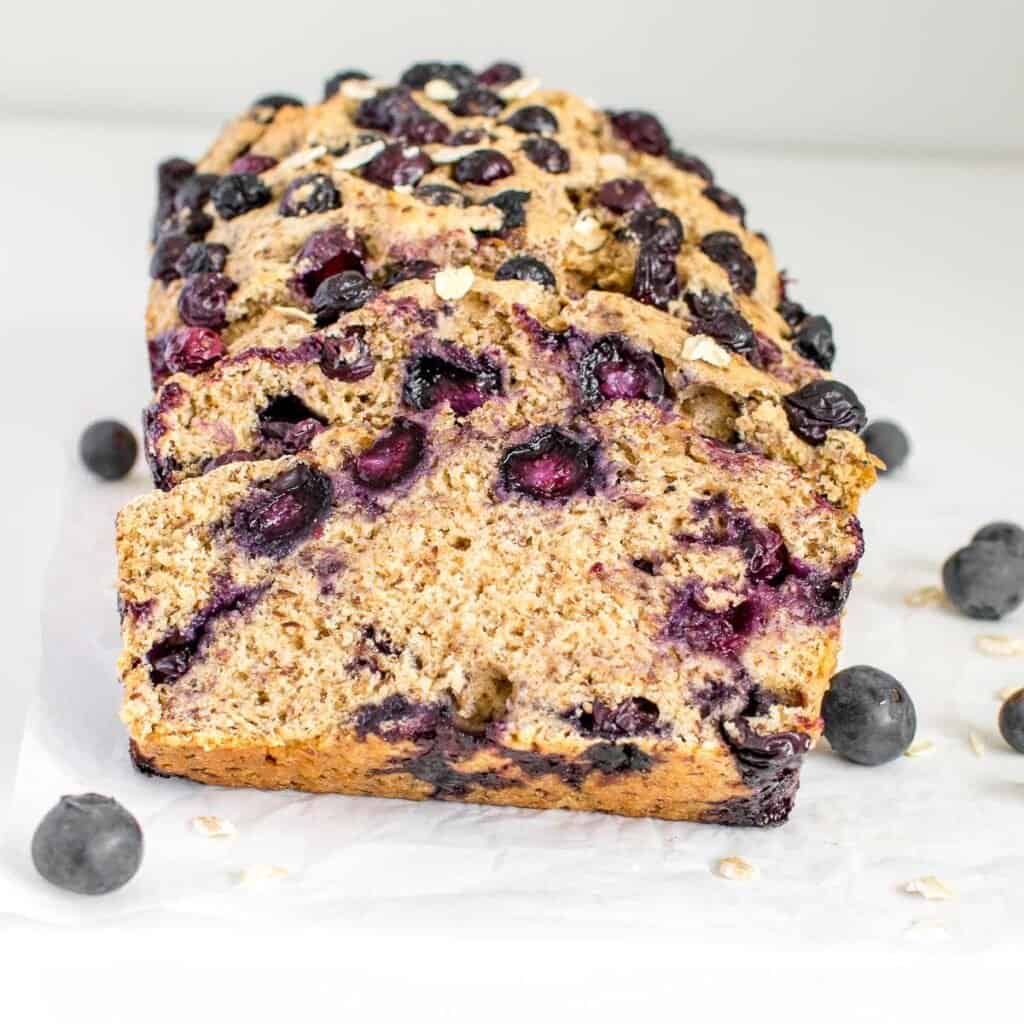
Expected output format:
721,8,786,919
1,109,1023,1001
2,0,1022,154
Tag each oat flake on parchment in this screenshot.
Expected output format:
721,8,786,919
716,856,759,881
905,876,955,901
191,815,237,839
903,585,949,609
976,635,1024,657
239,864,289,886
904,739,935,757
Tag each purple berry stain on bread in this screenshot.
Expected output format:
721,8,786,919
499,426,596,500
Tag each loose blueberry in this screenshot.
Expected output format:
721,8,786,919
414,182,468,207
362,142,434,189
495,255,556,289
942,542,1024,620
252,94,303,112
174,241,229,278
503,104,559,135
499,427,594,500
323,69,369,100
79,421,138,480
279,173,341,216
822,666,917,765
353,419,426,489
999,690,1024,753
233,463,333,558
783,380,867,445
319,325,376,381
378,260,439,288
229,153,278,175
477,61,522,87
399,62,475,91
355,88,450,144
32,794,143,895
163,326,225,376
609,110,670,156
684,291,756,358
628,207,684,250
700,231,756,293
311,271,377,326
149,234,190,282
294,226,367,298
703,184,746,224
632,245,679,309
670,148,713,182
402,352,501,415
973,522,1024,559
449,86,504,117
476,190,530,233
861,421,910,474
596,178,653,213
211,174,272,219
578,333,664,404
521,136,569,174
178,272,237,328
792,313,835,370
453,149,515,185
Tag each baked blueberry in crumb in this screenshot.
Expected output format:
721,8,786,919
670,148,714,182
311,271,377,326
211,174,272,219
597,178,654,213
413,183,468,207
628,207,684,250
362,143,434,189
149,234,190,282
449,86,505,117
822,666,916,765
294,226,367,298
323,69,370,100
177,272,237,329
999,690,1024,754
792,314,835,370
942,541,1024,620
783,380,867,445
578,333,665,404
399,61,475,91
355,88,450,144
279,174,341,216
452,149,515,185
402,352,501,415
702,185,746,224
353,419,426,489
504,105,559,135
476,190,530,234
32,795,143,895
378,260,439,288
174,241,229,278
319,325,376,381
973,522,1024,559
521,137,569,173
499,426,595,500
861,421,909,474
699,231,756,293
632,245,680,309
233,463,333,558
495,255,556,289
161,326,225,377
229,153,278,175
609,110,670,155
258,394,327,454
568,697,661,738
664,583,761,657
80,420,138,480
477,61,522,87
252,93,303,112
684,291,756,358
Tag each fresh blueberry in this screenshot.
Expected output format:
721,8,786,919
413,182,468,207
355,88,450,144
449,86,504,117
700,231,756,293
632,245,679,309
178,272,237,328
362,142,434,189
402,352,501,415
233,463,334,558
279,174,341,216
999,690,1024,753
211,174,272,219
628,207,684,250
378,260,439,288
32,794,143,895
399,62,475,91
319,325,376,381
293,226,367,298
578,333,664,404
684,291,756,358
504,105,559,135
79,421,138,480
973,522,1024,559
783,380,867,444
792,314,835,370
822,666,916,765
476,190,530,233
323,69,369,99
495,255,556,289
703,184,746,224
229,153,278,175
149,234,190,282
353,419,426,489
162,326,225,377
609,110,670,156
452,149,515,185
311,271,377,326
521,136,569,173
942,542,1024,620
596,178,654,213
670,148,713,182
174,241,229,278
861,421,910,474
499,427,595,500
477,61,522,87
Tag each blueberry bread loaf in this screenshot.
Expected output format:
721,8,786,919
122,60,876,824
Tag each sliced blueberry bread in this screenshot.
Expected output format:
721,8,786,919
122,60,877,824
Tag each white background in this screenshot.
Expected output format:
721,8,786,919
1,0,1023,1017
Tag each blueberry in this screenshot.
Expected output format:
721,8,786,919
402,352,501,415
703,184,746,224
609,110,670,156
32,794,143,895
452,149,515,185
777,297,808,329
294,226,367,298
319,325,376,381
822,666,916,765
413,183,468,207
233,463,333,558
173,173,219,214
79,420,138,480
632,245,679,309
174,241,229,278
323,69,369,100
942,542,1024,620
861,421,910,474
353,419,426,489
449,86,504,117
211,173,272,219
378,260,439,288
578,333,664,404
152,157,195,239
258,394,326,454
149,234,190,282
229,153,278,175
684,291,756,358
362,142,434,189
503,105,559,135
670,148,714,182
252,93,304,112
700,231,756,293
783,380,867,445
521,136,569,174
999,690,1024,753
495,255,556,289
399,62,475,91
162,326,225,377
499,427,595,500
178,272,237,329
664,583,760,657
476,190,530,233
973,522,1024,559
628,207,684,250
311,271,377,326
448,127,485,146
279,174,341,216
477,61,522,87
596,178,654,213
355,88,450,145
792,314,835,370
